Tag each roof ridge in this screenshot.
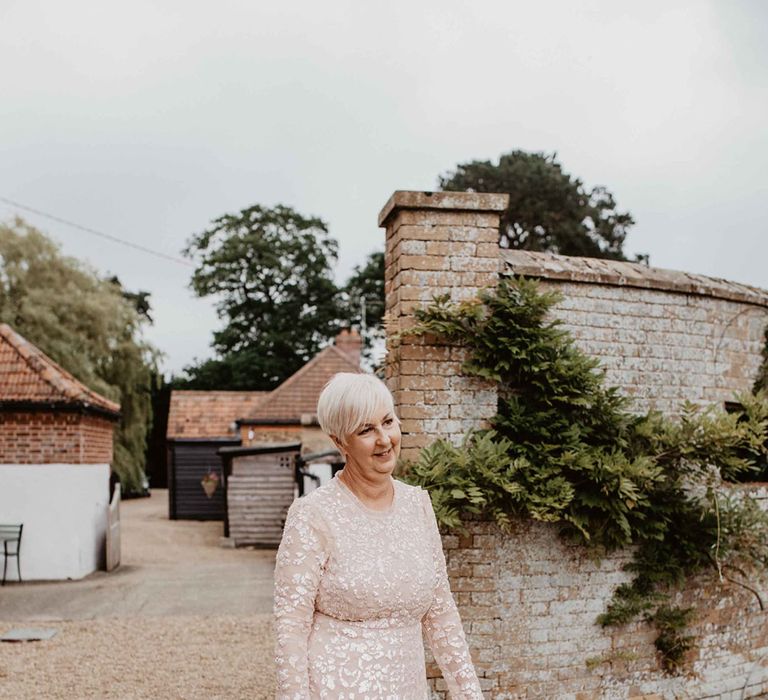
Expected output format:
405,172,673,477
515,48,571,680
246,343,361,419
325,343,364,369
0,323,120,414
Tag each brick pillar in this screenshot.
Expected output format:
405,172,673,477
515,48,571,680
378,191,509,462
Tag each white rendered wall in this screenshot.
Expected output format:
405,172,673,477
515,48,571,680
0,464,110,581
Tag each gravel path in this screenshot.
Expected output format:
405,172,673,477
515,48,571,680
0,615,275,699
0,490,277,699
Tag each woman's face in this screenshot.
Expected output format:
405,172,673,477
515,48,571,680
339,406,401,477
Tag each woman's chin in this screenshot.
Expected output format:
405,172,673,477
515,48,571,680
372,458,396,474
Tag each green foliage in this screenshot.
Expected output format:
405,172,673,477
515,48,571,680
0,219,157,494
180,204,343,390
440,150,640,261
179,204,385,388
651,606,695,671
402,277,768,672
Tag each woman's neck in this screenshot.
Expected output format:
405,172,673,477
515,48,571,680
338,466,393,510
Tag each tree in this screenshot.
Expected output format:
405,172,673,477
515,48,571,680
179,204,344,390
0,218,158,493
440,150,639,261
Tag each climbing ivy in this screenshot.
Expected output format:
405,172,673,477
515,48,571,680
401,277,768,672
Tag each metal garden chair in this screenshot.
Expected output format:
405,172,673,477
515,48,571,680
0,524,23,585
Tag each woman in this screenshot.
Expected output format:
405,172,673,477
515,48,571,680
274,372,483,699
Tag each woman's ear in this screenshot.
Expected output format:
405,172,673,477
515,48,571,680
330,435,345,454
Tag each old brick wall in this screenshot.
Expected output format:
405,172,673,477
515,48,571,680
0,411,115,464
381,191,506,462
502,250,768,416
435,507,768,699
380,191,768,698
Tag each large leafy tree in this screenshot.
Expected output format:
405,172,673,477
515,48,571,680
0,218,157,494
440,150,639,261
179,204,344,390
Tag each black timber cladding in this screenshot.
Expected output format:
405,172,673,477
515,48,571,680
168,438,240,520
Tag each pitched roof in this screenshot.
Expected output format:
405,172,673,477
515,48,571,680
0,323,120,417
246,345,362,423
167,390,268,439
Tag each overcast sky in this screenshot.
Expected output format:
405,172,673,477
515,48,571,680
2,0,766,375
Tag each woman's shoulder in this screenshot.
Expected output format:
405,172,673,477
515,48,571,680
393,477,423,494
394,477,430,507
284,483,339,538
290,479,339,513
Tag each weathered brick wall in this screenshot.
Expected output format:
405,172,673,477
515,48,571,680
434,506,768,699
502,250,768,416
0,411,115,464
380,191,768,698
381,191,506,461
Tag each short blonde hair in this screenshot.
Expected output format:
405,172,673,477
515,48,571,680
317,373,397,442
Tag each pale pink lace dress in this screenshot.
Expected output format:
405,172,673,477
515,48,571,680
274,474,483,699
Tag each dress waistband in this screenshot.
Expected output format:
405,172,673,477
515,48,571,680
313,610,421,631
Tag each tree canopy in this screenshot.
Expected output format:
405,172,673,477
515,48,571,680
0,218,157,493
178,204,387,389
440,150,639,261
179,204,345,390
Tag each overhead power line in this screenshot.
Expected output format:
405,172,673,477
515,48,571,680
0,195,194,267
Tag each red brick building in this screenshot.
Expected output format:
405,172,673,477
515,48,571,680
0,324,120,580
0,324,120,463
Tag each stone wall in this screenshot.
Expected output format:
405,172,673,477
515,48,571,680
502,249,768,416
434,498,768,699
380,190,768,698
381,190,505,463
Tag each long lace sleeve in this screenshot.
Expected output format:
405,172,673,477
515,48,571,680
273,497,328,699
420,490,484,699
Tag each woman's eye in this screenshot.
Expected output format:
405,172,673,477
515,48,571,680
383,418,393,426
358,427,372,435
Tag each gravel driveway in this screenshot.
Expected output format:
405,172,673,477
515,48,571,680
0,490,277,699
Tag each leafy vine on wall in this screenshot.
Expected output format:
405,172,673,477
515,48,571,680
401,277,768,671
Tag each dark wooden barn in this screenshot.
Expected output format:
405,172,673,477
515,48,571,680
165,391,267,520
167,437,240,520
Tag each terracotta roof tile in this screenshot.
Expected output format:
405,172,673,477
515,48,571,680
0,323,120,416
247,345,362,423
167,390,268,439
